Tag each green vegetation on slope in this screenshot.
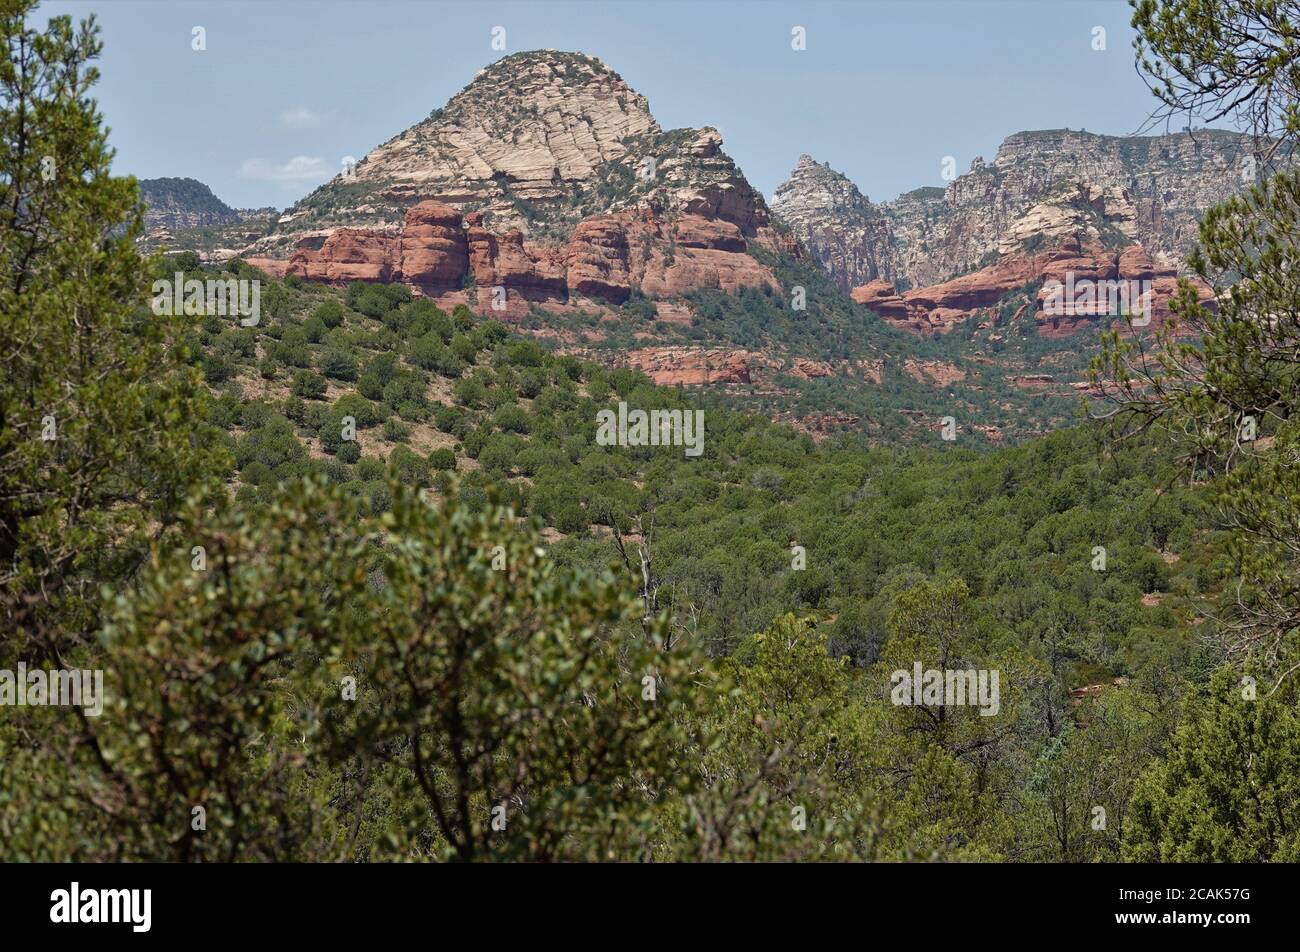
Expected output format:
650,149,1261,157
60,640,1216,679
6,0,1299,864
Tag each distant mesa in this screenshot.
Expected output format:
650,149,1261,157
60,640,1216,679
139,176,239,232
139,176,279,262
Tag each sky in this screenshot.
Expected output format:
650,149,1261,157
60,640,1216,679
42,0,1195,210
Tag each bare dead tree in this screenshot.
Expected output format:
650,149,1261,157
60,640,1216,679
613,512,661,640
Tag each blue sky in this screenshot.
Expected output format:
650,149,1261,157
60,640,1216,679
43,0,1192,210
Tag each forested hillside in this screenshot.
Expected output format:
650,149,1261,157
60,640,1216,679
3,245,1272,861
3,0,1300,865
193,256,1210,679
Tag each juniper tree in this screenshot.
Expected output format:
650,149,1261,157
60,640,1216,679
0,0,221,660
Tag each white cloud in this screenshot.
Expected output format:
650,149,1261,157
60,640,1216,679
238,155,331,187
279,107,331,129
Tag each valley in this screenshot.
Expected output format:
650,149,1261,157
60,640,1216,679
144,49,1250,448
8,0,1299,872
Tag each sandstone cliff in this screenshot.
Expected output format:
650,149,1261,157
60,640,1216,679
849,235,1216,337
248,51,776,256
282,199,779,318
252,50,784,314
773,129,1255,292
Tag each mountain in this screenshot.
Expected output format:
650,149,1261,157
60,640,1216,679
263,50,770,241
772,129,1255,294
245,50,785,322
139,176,239,232
770,155,907,294
223,54,844,332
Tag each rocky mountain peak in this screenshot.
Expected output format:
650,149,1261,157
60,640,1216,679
773,127,1256,293
249,50,777,258
775,154,873,208
444,49,652,120
770,154,888,292
410,49,660,179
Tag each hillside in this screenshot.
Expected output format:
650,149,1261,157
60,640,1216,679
16,0,1300,870
181,253,1217,679
27,247,1230,864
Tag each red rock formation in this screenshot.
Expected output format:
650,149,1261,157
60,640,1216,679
287,230,397,284
398,201,468,289
566,216,633,303
790,358,834,379
466,215,566,294
851,237,1214,338
635,214,778,298
905,256,1039,315
903,359,967,386
654,301,694,325
282,204,777,314
620,346,768,386
847,280,889,305
672,215,748,253
241,257,289,279
853,279,944,332
1039,236,1114,284
1118,244,1156,281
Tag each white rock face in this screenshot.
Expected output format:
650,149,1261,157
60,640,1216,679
773,128,1258,291
361,52,658,198
770,155,899,292
247,50,771,258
